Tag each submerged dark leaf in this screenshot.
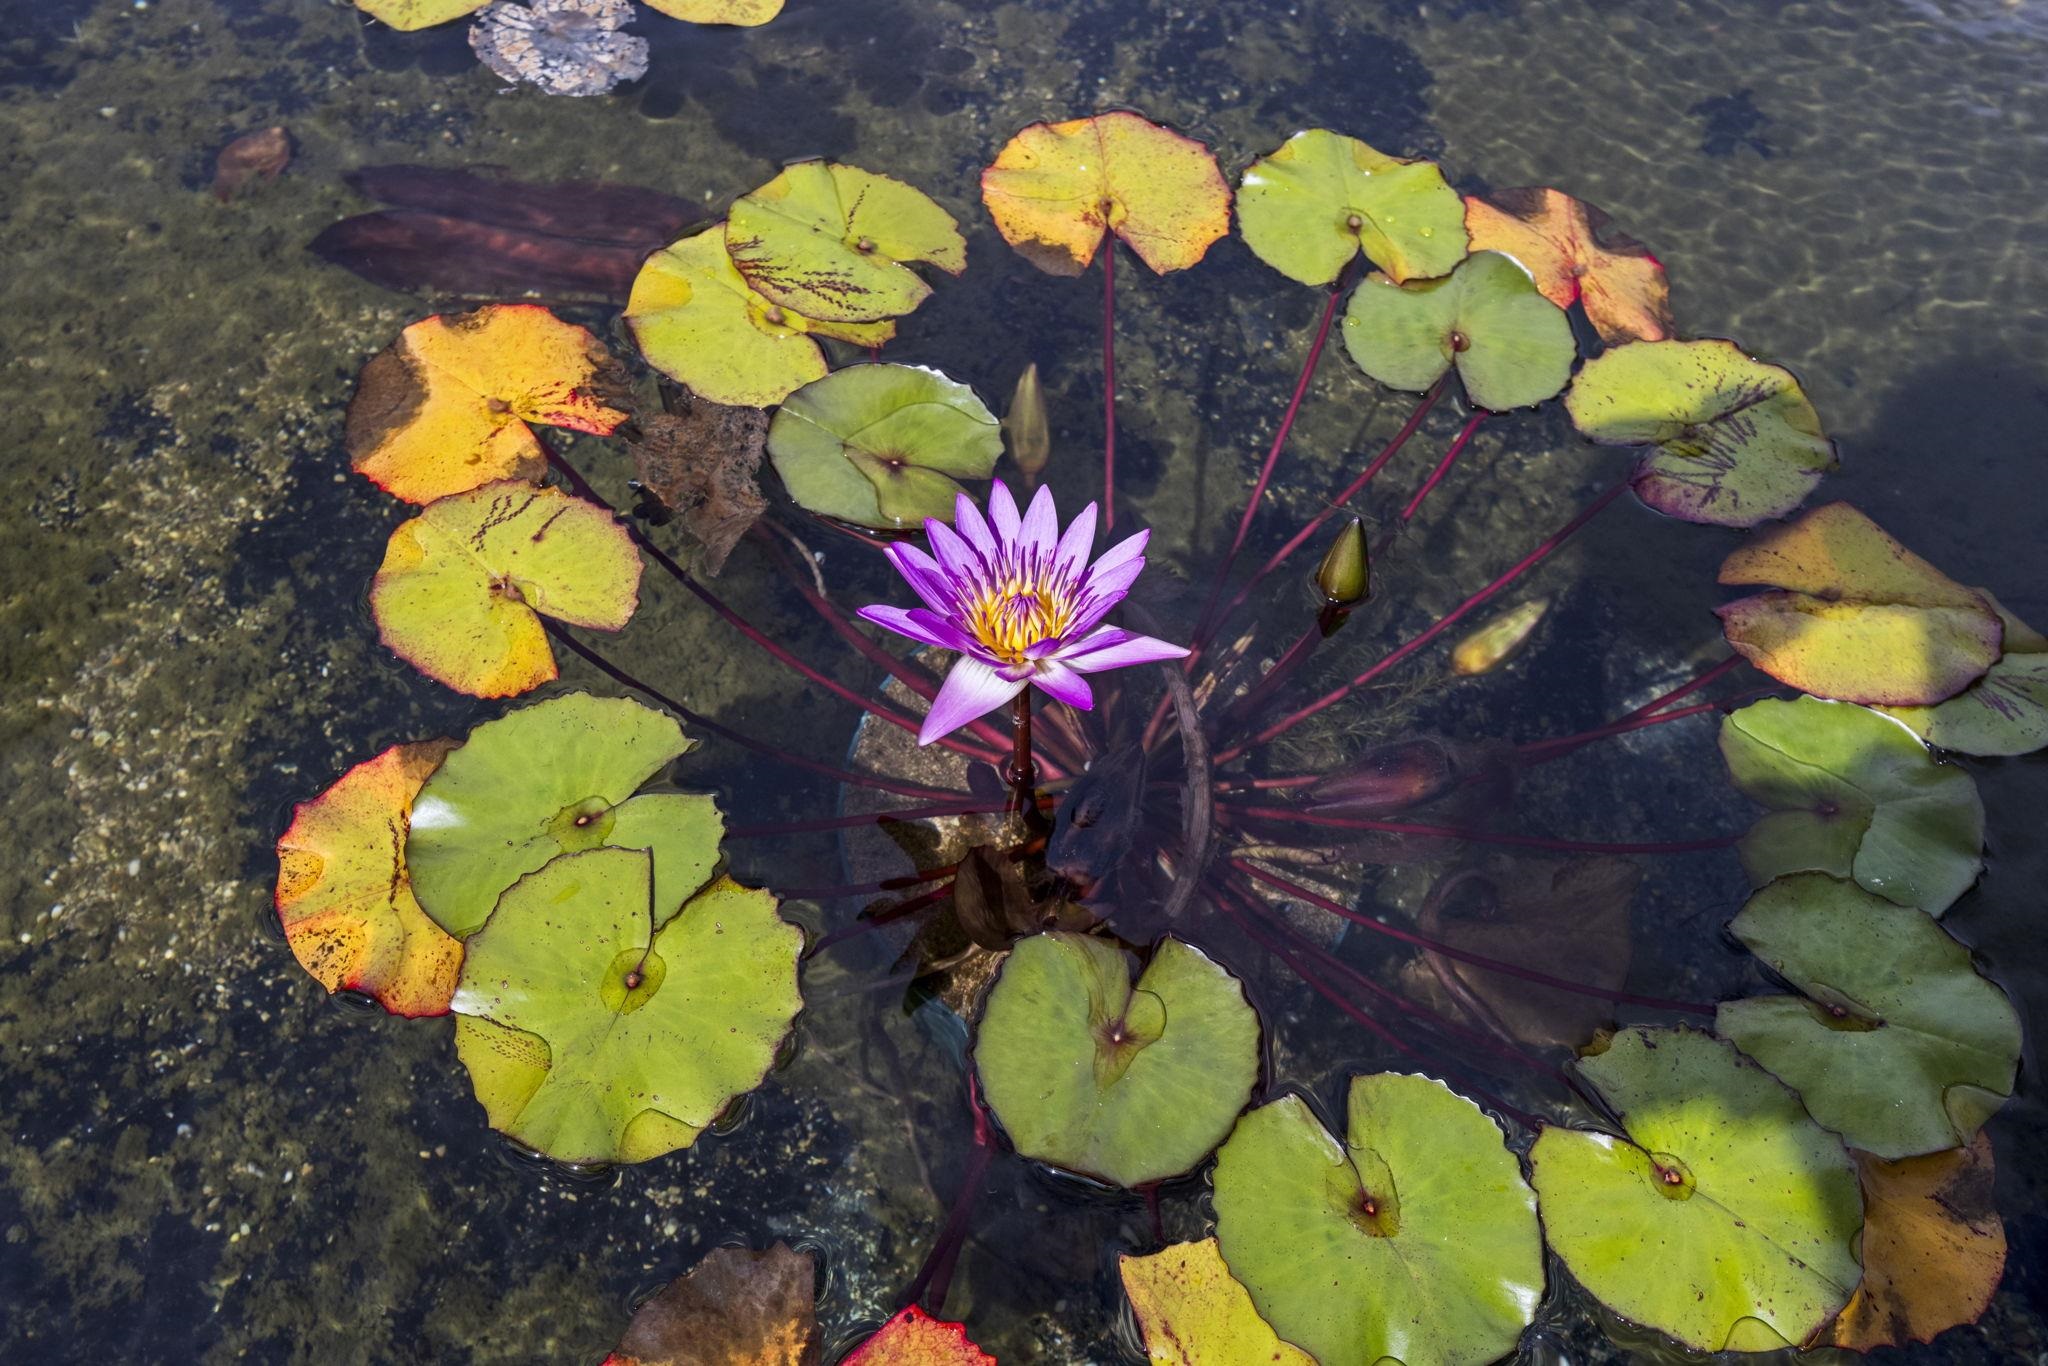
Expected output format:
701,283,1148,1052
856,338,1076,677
603,1242,818,1365
1047,744,1149,898
630,394,770,574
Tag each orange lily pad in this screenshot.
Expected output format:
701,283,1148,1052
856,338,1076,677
980,112,1230,276
1463,188,1673,344
843,1307,994,1365
274,740,462,1017
370,480,642,698
1119,1239,1314,1366
1717,502,2002,706
346,304,629,505
1827,1133,2006,1350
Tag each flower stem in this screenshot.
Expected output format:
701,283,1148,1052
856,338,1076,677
1220,476,1630,760
1101,242,1118,530
1399,409,1488,523
1008,686,1036,799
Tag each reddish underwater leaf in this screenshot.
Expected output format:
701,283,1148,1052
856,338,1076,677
212,126,290,202
346,304,630,505
274,740,461,1017
1826,1133,2006,1350
1463,188,1672,344
1717,502,2002,706
602,1243,818,1366
842,1307,995,1365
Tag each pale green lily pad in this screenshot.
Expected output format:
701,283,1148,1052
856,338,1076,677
1530,1027,1862,1353
1236,129,1469,285
1340,251,1575,411
626,227,895,409
973,934,1259,1189
766,364,1003,529
1720,696,1984,916
408,693,722,939
1212,1075,1543,1366
1884,595,2048,756
727,161,966,323
1565,339,1836,527
450,847,802,1165
1717,873,2020,1160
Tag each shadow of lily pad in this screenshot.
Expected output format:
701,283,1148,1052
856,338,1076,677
973,933,1259,1189
1341,252,1574,411
1530,1027,1862,1354
1717,872,2020,1159
1212,1075,1543,1366
1719,696,1984,916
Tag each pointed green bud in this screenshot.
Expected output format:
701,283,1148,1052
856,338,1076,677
1316,518,1370,607
1004,362,1051,484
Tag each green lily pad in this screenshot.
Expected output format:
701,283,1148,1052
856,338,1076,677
1212,1075,1543,1366
1884,594,2048,756
727,161,965,324
1717,873,2020,1160
1720,696,1984,916
1565,339,1837,527
973,934,1259,1189
1340,252,1574,411
1530,1027,1862,1353
450,847,802,1165
408,693,722,939
1236,129,1469,285
765,364,1003,529
626,227,895,409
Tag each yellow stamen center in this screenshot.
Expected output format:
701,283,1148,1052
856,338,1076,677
963,573,1078,663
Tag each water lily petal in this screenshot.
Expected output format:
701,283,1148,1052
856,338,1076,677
1033,660,1097,710
1059,625,1190,673
927,516,987,586
1019,483,1061,562
1051,500,1099,583
857,604,980,655
988,480,1022,544
885,541,959,614
1082,528,1151,591
921,656,1027,744
955,491,999,563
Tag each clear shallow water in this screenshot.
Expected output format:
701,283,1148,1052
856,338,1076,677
1,0,2045,1360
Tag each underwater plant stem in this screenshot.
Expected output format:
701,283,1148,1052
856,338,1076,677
1101,242,1118,530
1196,276,1350,633
543,623,963,802
1228,857,1717,1016
805,881,957,955
1399,409,1489,523
1220,801,1742,856
1518,656,1749,762
1214,622,1323,733
1222,476,1630,759
903,1079,999,1314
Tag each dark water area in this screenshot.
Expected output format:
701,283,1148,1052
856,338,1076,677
1,0,2044,1361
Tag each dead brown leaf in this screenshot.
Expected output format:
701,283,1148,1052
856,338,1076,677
602,1243,818,1366
630,393,770,574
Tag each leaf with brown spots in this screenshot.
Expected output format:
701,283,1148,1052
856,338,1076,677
842,1307,994,1365
629,393,769,575
1827,1133,2006,1349
602,1243,818,1366
1463,188,1673,344
346,304,630,504
1119,1238,1314,1366
275,740,461,1017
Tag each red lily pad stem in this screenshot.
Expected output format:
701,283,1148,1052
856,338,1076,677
902,1075,1001,1314
543,621,964,801
1102,242,1119,530
1222,476,1631,760
1196,271,1352,636
805,881,959,956
1517,655,1749,763
1221,801,1741,856
1400,409,1489,523
1228,856,1717,1016
1214,621,1325,735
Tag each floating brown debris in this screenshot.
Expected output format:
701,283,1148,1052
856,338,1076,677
212,126,290,202
628,392,770,575
469,0,648,97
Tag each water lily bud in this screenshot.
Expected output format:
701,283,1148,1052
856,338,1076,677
1316,519,1370,608
1004,362,1051,485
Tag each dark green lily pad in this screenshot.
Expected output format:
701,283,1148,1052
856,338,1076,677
1530,1027,1862,1353
973,934,1259,1189
450,847,802,1165
766,364,1003,529
408,693,722,938
1340,251,1574,411
1717,873,2020,1160
1720,696,1984,917
1236,129,1469,285
727,161,965,323
1565,339,1836,527
1212,1075,1543,1366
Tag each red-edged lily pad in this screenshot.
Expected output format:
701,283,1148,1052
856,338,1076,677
1463,188,1672,344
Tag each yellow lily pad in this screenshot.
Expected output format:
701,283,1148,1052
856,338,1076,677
1119,1239,1314,1366
274,740,462,1018
642,0,783,24
626,227,894,408
346,304,629,506
980,111,1231,276
370,480,642,698
354,0,487,31
1718,502,2003,706
727,161,965,323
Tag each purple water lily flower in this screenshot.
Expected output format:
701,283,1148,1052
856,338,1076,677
859,483,1190,744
